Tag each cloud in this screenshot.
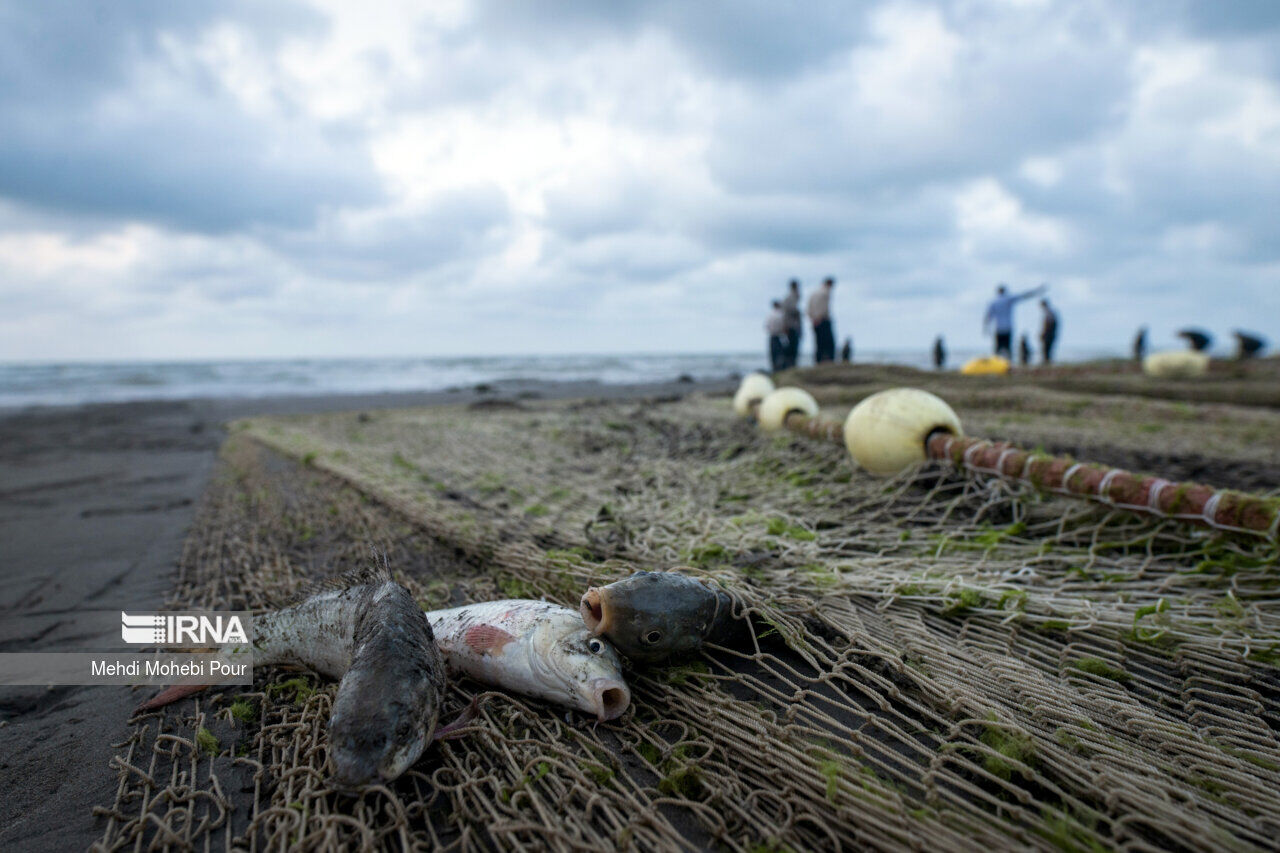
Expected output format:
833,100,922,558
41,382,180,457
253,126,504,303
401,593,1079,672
0,1,380,231
955,178,1072,260
1173,0,1280,36
467,0,867,80
708,2,1131,196
277,184,512,280
0,0,1278,361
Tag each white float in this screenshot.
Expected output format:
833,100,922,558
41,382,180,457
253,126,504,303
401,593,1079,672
843,388,962,476
1143,350,1209,379
733,373,776,417
757,387,819,432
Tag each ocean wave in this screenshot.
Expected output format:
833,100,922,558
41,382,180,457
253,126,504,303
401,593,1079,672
0,348,1120,408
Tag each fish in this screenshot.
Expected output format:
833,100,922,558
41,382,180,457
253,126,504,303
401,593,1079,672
135,566,448,792
579,570,736,663
425,599,630,722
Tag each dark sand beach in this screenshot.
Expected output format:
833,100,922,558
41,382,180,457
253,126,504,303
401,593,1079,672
0,377,733,852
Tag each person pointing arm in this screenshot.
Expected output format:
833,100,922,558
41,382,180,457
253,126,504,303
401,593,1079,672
984,283,1047,360
1015,283,1048,303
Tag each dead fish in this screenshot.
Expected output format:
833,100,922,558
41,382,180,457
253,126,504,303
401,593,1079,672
135,566,447,792
579,570,735,662
426,599,630,722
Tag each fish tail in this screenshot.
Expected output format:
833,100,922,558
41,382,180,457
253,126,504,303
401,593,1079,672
132,682,211,714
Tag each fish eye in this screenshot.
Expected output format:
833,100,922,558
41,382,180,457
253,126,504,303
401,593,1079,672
643,630,662,645
588,639,604,655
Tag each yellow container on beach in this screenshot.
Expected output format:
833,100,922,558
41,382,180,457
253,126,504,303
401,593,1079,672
960,356,1011,376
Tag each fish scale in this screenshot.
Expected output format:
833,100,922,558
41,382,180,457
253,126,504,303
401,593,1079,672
250,585,364,678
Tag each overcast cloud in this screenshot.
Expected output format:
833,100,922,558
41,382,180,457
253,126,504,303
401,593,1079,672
0,0,1277,361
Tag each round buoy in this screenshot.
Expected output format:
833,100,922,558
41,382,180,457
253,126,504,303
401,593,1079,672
733,373,776,417
960,356,1011,376
1143,350,1209,379
757,387,819,432
843,388,962,476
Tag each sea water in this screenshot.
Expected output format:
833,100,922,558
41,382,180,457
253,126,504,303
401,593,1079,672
0,348,1120,408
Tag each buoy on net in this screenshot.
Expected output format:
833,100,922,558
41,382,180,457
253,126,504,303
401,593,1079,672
960,356,1011,376
1143,350,1209,379
733,373,776,417
757,387,819,432
843,388,962,476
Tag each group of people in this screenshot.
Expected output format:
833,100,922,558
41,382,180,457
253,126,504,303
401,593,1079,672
763,280,1069,373
760,279,1265,373
765,278,849,371
1137,327,1267,361
982,283,1059,365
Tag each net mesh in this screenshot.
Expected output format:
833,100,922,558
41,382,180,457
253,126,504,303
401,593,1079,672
93,387,1280,852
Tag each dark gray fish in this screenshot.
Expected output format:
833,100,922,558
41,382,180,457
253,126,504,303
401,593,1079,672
579,571,735,662
326,573,447,790
136,566,447,792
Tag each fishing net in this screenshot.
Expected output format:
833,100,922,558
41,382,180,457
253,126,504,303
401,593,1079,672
93,384,1280,852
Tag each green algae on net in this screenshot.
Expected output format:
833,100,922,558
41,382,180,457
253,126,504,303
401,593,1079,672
96,389,1280,852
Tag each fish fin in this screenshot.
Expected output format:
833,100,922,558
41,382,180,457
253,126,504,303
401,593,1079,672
281,563,390,605
464,624,516,655
432,697,482,742
132,683,211,714
369,546,394,581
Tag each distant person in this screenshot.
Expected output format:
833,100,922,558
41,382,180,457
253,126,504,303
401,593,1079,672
840,337,852,363
933,336,946,370
983,283,1046,360
1133,326,1148,362
1234,330,1266,359
808,277,836,363
781,280,803,369
1039,298,1059,363
1177,328,1212,352
765,300,787,372
1019,334,1032,366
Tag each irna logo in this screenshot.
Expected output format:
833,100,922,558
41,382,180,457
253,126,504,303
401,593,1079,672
121,612,250,646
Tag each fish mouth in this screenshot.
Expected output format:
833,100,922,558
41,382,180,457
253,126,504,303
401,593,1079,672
328,758,400,795
328,739,409,794
327,766,378,795
588,677,630,722
580,587,612,635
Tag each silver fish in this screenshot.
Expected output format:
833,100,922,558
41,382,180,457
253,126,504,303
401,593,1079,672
136,567,447,792
426,599,630,722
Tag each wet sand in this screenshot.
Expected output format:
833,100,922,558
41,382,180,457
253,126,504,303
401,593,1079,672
0,377,733,852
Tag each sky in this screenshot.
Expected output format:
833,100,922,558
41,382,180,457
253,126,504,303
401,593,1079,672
0,0,1278,362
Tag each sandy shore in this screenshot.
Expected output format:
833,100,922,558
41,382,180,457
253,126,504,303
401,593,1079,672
0,376,733,852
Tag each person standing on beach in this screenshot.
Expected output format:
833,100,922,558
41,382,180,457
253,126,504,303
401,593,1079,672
1019,335,1032,366
933,336,946,369
1039,298,1059,364
808,278,836,363
840,337,852,363
1133,327,1148,362
781,280,803,369
766,300,787,372
983,283,1045,360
